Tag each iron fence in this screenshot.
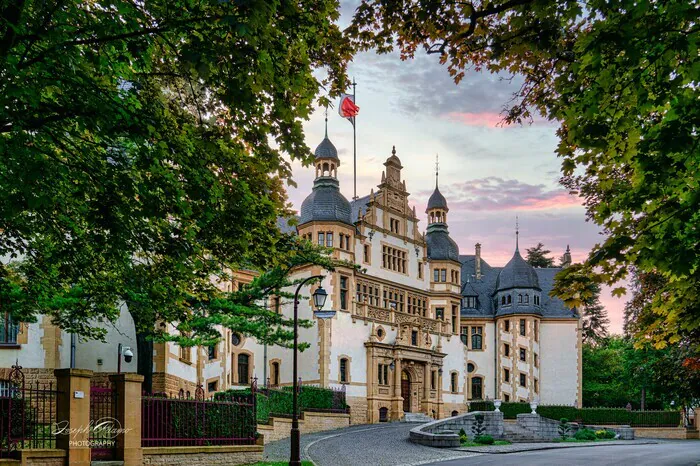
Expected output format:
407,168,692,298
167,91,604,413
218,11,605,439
0,365,59,459
141,385,257,447
90,384,118,460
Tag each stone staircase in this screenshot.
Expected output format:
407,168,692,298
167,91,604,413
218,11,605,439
503,422,542,442
403,412,434,423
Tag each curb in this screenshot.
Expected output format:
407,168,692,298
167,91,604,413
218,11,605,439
455,440,659,454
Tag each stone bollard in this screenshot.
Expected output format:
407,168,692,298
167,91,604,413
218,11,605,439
109,373,145,466
54,368,93,466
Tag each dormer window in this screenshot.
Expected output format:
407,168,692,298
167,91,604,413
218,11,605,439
464,296,477,309
518,294,523,304
507,295,512,305
501,296,506,305
525,294,530,304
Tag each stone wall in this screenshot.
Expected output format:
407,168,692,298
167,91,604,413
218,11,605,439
142,445,263,465
409,411,504,448
346,395,368,425
152,372,198,395
258,411,351,444
0,368,57,387
633,427,697,439
11,448,67,466
517,414,634,440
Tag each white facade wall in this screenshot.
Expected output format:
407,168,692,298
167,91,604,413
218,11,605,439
539,321,579,406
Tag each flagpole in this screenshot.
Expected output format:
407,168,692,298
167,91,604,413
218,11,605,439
352,78,357,200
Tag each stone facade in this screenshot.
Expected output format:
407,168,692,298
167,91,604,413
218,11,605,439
257,412,351,444
142,446,263,466
410,411,505,447
1,140,582,425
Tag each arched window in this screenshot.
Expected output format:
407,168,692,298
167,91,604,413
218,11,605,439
501,296,506,305
237,354,250,385
507,295,512,304
525,294,530,304
379,407,389,422
451,410,459,417
450,372,459,393
471,377,483,400
340,358,349,383
518,294,523,304
271,361,280,386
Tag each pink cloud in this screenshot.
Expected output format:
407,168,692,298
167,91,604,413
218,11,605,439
445,111,504,127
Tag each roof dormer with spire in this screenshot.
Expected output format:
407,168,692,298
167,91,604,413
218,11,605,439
425,155,459,262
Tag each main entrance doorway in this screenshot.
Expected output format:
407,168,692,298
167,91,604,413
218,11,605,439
401,370,411,412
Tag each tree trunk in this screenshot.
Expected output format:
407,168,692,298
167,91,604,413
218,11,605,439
136,331,153,394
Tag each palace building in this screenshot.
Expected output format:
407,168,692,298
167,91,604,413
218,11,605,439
0,131,582,425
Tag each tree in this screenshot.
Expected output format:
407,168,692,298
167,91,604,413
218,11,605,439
1,0,352,387
581,283,609,344
348,0,700,351
525,243,554,268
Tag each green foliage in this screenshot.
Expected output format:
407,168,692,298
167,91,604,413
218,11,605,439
468,401,494,412
474,434,494,445
0,0,352,345
573,428,597,442
500,402,531,419
538,406,579,423
558,418,571,440
458,428,467,437
471,413,486,437
581,283,610,344
348,0,700,353
595,429,616,440
525,243,554,268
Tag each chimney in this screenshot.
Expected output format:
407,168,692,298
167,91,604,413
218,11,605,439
475,243,482,280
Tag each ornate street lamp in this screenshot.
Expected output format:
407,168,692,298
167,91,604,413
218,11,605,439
290,275,334,466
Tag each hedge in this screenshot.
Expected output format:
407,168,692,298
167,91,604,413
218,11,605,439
216,386,347,424
467,402,680,427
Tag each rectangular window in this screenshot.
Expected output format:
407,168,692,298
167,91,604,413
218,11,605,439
471,326,483,350
433,269,439,282
520,348,527,362
520,319,526,336
451,373,459,394
504,368,510,382
504,320,510,332
340,276,348,310
451,306,458,334
382,245,407,273
339,234,345,249
418,262,423,279
519,373,527,387
318,232,325,246
273,296,281,313
340,358,348,383
207,381,218,392
208,345,217,360
503,393,510,402
534,353,539,368
534,321,539,342
440,269,447,282
534,379,539,394
363,244,370,263
0,313,19,345
411,330,418,346
326,232,333,247
378,364,389,385
431,371,436,390
464,296,477,308
504,343,510,357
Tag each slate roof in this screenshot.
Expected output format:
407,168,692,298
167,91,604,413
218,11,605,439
495,249,541,291
459,254,576,319
350,195,370,222
426,224,459,261
299,178,353,226
426,186,448,212
314,136,339,160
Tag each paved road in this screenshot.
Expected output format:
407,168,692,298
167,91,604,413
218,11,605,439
263,422,479,466
428,442,700,466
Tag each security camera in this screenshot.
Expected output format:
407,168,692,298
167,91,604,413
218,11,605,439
123,347,134,363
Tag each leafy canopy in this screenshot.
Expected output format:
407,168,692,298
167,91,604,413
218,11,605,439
348,0,700,350
525,242,554,268
0,0,352,344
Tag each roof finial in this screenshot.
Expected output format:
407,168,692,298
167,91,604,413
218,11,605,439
392,145,396,156
435,153,439,189
324,107,328,138
515,215,520,253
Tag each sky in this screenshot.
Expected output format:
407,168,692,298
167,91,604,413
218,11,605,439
283,1,626,333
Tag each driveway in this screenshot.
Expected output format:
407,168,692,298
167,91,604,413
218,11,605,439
426,441,700,466
263,422,479,466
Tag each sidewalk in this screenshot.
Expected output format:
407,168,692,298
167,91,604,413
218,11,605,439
455,439,659,454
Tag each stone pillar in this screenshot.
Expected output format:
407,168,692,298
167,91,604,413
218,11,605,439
54,368,93,466
436,367,444,419
422,364,430,414
109,373,144,466
392,358,403,421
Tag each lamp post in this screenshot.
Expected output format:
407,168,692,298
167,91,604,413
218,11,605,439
290,275,334,466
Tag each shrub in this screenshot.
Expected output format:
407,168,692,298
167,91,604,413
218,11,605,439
499,402,532,419
574,428,597,441
558,418,572,440
471,413,486,437
469,401,495,412
458,428,467,437
595,429,616,439
474,434,495,445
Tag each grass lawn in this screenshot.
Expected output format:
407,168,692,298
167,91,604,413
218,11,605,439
460,440,512,447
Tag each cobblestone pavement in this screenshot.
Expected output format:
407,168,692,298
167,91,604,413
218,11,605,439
455,439,658,454
263,422,482,466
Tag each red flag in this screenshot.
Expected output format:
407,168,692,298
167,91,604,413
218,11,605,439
338,94,359,121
